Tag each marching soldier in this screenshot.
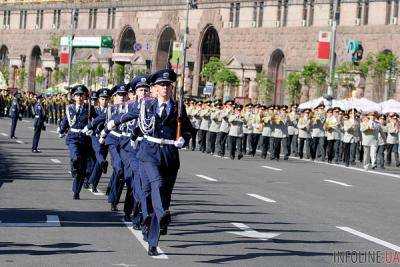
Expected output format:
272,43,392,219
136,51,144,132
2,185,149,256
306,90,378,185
198,101,211,153
360,112,380,170
32,94,46,153
249,104,262,157
342,112,358,167
271,106,289,160
228,104,244,160
9,92,22,139
385,113,400,167
377,114,387,169
287,104,299,157
217,100,232,157
297,109,311,159
261,105,272,159
59,85,95,200
310,104,326,161
242,103,253,155
207,101,222,154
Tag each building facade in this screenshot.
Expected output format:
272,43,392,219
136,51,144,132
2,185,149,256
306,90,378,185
1,0,400,103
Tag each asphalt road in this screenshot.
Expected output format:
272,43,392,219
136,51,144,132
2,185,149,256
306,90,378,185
1,117,400,266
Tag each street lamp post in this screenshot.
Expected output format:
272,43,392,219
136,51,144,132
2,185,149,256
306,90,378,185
180,0,197,99
67,9,78,86
327,0,339,100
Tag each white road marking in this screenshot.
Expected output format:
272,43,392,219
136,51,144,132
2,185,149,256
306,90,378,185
195,174,218,182
261,165,282,171
228,222,281,240
22,120,30,123
324,179,353,187
247,193,276,203
122,220,168,259
0,132,7,137
337,226,400,252
51,158,61,164
50,130,58,134
290,156,400,180
15,140,24,144
0,215,60,227
88,188,105,196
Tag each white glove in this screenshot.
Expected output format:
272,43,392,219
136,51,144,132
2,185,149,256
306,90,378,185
107,120,116,131
56,127,60,134
59,133,65,138
99,137,105,144
100,130,107,138
174,137,185,148
82,126,93,136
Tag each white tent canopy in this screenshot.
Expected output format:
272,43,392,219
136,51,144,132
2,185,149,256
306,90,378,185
380,99,400,114
299,97,382,113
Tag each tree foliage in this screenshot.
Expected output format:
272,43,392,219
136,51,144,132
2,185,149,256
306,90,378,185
301,61,328,87
113,63,125,84
256,70,275,103
285,71,302,104
0,66,9,86
200,57,225,85
17,67,27,90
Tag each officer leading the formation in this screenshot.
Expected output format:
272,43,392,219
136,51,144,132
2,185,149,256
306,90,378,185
32,94,46,153
108,69,193,256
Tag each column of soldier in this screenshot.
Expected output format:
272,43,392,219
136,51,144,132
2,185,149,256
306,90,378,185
53,69,191,257
185,100,400,170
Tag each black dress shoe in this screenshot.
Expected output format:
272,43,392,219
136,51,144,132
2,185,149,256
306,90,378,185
10,136,17,139
230,155,235,160
73,193,80,200
160,226,168,235
132,222,141,230
83,181,90,189
160,211,171,229
105,187,111,195
101,161,108,174
91,186,98,193
111,203,118,211
238,154,243,160
148,246,158,256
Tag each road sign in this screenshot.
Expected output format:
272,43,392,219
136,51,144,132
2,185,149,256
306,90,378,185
203,82,214,95
60,36,113,48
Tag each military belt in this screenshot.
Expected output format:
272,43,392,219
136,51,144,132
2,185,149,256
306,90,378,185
70,128,83,133
144,135,175,145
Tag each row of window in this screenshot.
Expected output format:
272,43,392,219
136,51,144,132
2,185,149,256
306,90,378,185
227,0,399,28
2,1,400,30
2,7,116,29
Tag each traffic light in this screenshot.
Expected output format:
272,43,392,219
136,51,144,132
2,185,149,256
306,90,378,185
347,40,363,65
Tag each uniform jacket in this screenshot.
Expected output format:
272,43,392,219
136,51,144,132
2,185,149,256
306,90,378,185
9,99,21,119
360,120,380,146
386,121,399,144
228,113,244,137
33,102,46,130
209,109,222,133
199,108,211,130
298,117,311,139
219,109,231,133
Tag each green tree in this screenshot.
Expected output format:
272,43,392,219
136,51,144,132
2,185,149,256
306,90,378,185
114,63,125,84
256,71,275,104
17,67,27,90
0,66,9,86
200,57,224,85
35,73,45,91
301,61,328,96
71,60,91,83
285,71,302,104
52,67,67,85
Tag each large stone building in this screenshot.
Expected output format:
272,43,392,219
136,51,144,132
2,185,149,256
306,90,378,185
1,0,400,103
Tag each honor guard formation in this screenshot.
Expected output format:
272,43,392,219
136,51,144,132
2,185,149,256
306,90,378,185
2,68,400,257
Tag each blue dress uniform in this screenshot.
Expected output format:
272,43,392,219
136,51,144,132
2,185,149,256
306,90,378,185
32,95,46,152
87,89,110,192
111,69,193,256
59,85,95,199
9,93,22,139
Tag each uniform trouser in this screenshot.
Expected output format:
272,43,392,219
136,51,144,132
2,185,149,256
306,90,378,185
206,131,218,154
191,128,198,151
88,143,108,189
377,145,385,168
386,144,399,165
286,135,294,156
326,140,340,163
242,133,249,154
131,158,146,224
140,161,177,247
10,117,18,137
108,144,125,205
217,132,229,156
120,149,135,215
229,135,243,158
363,145,377,168
291,134,298,155
298,138,309,159
349,142,357,164
342,142,352,166
261,136,270,157
249,133,261,156
272,137,283,159
67,140,90,194
32,126,42,150
310,137,325,160
198,130,208,152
